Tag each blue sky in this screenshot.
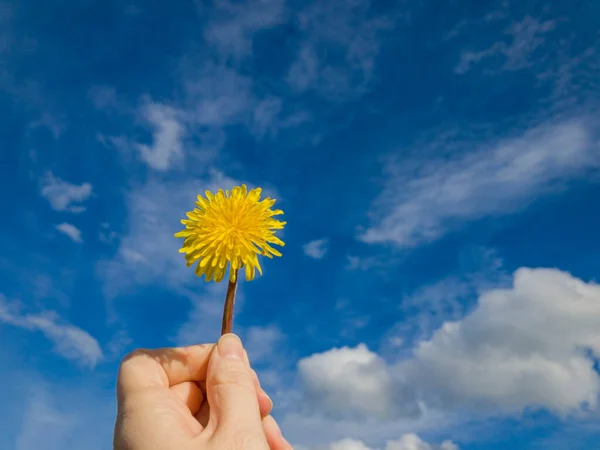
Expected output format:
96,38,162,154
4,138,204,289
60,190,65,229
1,0,600,448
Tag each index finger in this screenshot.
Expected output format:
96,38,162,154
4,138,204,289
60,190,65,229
117,344,215,398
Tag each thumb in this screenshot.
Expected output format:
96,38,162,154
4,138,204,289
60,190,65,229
205,334,266,444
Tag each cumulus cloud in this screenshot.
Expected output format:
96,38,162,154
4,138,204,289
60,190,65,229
324,435,458,450
400,268,600,414
385,435,459,450
293,434,458,450
296,267,600,426
361,119,597,247
0,295,103,368
303,238,329,259
298,344,394,418
394,248,508,344
329,438,372,450
55,223,82,243
40,172,92,213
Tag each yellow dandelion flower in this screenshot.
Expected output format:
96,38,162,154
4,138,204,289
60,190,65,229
175,185,286,283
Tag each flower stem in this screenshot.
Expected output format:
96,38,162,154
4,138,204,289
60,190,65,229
221,270,238,335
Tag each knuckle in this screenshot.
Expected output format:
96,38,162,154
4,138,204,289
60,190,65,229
117,349,155,390
119,349,149,371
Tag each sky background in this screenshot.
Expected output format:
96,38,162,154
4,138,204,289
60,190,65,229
1,0,600,449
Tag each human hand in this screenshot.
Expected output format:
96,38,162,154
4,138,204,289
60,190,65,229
114,334,292,450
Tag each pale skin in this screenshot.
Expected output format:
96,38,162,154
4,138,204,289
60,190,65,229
114,334,293,450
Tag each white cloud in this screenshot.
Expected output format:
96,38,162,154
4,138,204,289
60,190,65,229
14,388,75,450
455,16,556,74
303,238,329,259
40,172,93,213
393,248,509,344
99,170,242,297
290,267,600,446
385,434,458,450
135,101,184,171
203,0,286,59
288,45,318,90
183,64,305,143
29,113,65,139
99,169,282,299
96,1,303,164
88,85,118,111
252,96,283,138
323,435,459,450
175,282,230,346
292,434,458,450
287,0,394,99
345,255,382,272
330,438,372,450
281,408,456,450
298,344,394,418
243,324,284,363
361,119,597,247
0,295,103,368
399,268,600,415
183,63,254,127
0,370,115,450
55,223,82,243
181,63,292,151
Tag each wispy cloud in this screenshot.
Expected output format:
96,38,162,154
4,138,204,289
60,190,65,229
88,85,118,111
203,0,286,60
361,119,598,247
55,223,82,243
14,388,74,450
243,324,284,363
4,376,115,450
29,113,65,140
303,238,329,259
0,295,103,368
40,172,93,213
287,0,394,99
99,170,242,297
175,283,229,345
134,101,184,171
100,100,185,171
455,16,556,74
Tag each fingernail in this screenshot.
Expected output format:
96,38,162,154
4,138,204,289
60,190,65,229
264,391,273,410
218,333,245,360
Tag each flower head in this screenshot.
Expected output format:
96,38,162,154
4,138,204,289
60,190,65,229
175,185,285,283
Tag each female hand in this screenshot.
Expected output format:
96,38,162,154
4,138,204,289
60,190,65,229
113,334,292,449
